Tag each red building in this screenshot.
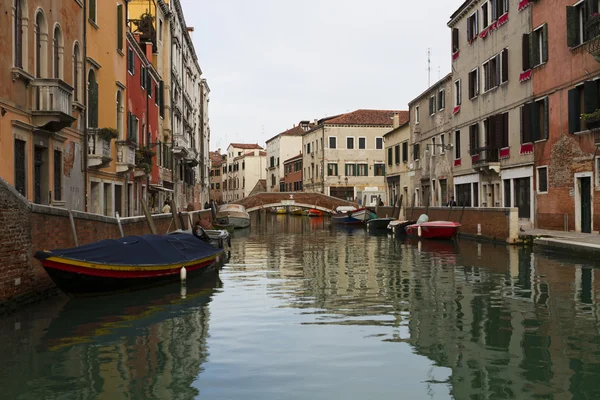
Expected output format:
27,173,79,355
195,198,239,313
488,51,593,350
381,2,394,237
126,32,161,214
531,1,600,232
283,153,303,192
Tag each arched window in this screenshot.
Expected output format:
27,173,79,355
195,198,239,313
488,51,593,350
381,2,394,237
14,0,24,68
87,69,98,128
35,9,48,78
89,0,96,23
116,90,123,139
53,25,63,79
73,43,80,101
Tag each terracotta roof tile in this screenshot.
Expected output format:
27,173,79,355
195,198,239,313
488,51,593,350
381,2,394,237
324,109,408,126
266,121,316,143
283,153,303,164
229,143,263,150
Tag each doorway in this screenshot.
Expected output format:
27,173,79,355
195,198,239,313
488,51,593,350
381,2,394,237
580,177,592,233
514,177,531,219
34,147,44,204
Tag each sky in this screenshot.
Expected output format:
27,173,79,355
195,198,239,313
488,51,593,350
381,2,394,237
180,0,461,151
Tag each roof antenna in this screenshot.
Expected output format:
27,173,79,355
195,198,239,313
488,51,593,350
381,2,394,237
428,48,431,87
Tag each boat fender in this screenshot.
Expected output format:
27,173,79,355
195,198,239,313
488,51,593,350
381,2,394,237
180,284,187,299
418,225,422,237
180,266,187,282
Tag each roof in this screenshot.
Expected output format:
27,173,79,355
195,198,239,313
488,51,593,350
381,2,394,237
408,73,453,106
233,150,267,161
249,179,267,196
209,151,224,167
283,153,303,164
323,109,408,126
448,0,476,27
229,143,263,150
383,121,410,138
266,122,316,143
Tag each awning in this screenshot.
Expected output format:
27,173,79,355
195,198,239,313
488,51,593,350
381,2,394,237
150,184,174,193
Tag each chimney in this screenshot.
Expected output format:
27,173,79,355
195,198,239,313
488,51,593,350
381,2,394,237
145,42,153,63
133,32,141,43
393,113,400,129
300,120,310,131
187,27,194,39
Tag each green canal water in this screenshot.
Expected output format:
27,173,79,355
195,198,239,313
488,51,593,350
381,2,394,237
2,214,600,399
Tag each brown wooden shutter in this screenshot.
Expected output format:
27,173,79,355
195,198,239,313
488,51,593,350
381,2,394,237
532,100,541,141
452,28,459,52
494,114,504,149
467,18,472,43
503,112,509,147
14,0,22,68
543,97,550,140
89,0,96,21
568,88,580,133
521,103,533,143
584,80,599,113
502,48,509,83
531,31,540,66
495,55,501,87
542,24,548,63
522,34,531,71
567,6,579,47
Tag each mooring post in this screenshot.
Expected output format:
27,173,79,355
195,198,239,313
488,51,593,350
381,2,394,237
390,195,397,219
141,199,158,234
396,194,403,220
375,195,380,217
116,211,125,238
68,209,78,247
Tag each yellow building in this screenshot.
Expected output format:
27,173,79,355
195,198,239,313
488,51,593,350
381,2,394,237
85,0,129,216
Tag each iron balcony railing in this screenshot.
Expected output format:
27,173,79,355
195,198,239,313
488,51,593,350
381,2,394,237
470,146,499,164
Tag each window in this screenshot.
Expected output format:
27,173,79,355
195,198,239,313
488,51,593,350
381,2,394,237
525,25,548,68
127,112,138,141
374,163,385,176
329,136,337,149
35,11,47,79
497,0,509,16
469,68,479,99
569,84,587,133
387,147,393,166
431,138,436,155
140,67,146,89
429,95,436,115
216,182,220,189
482,1,489,28
127,47,134,73
483,55,499,91
394,144,400,164
467,10,479,42
567,2,589,48
537,166,548,193
117,4,123,52
345,163,356,176
402,141,408,162
357,164,368,176
14,0,24,68
415,106,420,123
376,137,383,149
347,137,354,149
358,137,366,149
159,81,164,118
14,139,26,197
155,84,159,105
452,27,459,53
147,74,152,97
307,143,311,154
328,163,338,176
438,89,445,111
413,143,420,161
522,98,550,141
455,80,462,106
501,48,509,83
441,134,446,153
73,44,80,101
469,124,480,152
89,0,97,24
87,70,98,128
455,130,461,159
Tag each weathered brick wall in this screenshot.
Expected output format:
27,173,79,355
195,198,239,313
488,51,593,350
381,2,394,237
0,178,214,310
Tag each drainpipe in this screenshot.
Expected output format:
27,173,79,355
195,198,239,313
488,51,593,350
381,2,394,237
83,0,88,212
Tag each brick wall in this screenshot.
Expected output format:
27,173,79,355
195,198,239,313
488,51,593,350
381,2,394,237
0,178,213,311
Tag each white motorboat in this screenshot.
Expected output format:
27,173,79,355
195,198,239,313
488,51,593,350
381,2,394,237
216,204,251,229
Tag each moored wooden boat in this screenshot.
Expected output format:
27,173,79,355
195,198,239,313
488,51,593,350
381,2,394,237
307,208,323,217
34,232,223,296
216,204,250,228
366,217,395,230
387,219,416,235
405,221,461,240
213,222,235,233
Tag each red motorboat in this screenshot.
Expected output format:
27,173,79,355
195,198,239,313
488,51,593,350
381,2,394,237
405,221,461,240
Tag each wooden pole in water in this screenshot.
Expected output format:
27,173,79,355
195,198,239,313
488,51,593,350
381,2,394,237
375,195,380,217
459,198,467,224
141,200,158,234
396,194,403,219
447,203,454,221
168,199,180,231
390,195,397,219
363,195,367,208
116,211,125,238
410,192,416,220
424,193,430,217
68,210,78,247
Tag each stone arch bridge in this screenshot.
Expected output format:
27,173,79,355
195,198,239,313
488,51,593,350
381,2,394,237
232,192,357,213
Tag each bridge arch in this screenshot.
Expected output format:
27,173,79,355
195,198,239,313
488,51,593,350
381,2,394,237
232,192,357,213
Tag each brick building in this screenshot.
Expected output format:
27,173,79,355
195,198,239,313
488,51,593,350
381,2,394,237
209,150,225,203
531,0,600,232
283,153,303,192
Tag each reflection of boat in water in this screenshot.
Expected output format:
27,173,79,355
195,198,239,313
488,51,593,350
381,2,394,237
406,237,460,255
40,271,221,351
307,209,323,217
34,233,223,296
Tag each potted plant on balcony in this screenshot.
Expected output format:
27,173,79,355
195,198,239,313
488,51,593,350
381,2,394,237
97,127,119,142
134,147,155,177
582,109,600,130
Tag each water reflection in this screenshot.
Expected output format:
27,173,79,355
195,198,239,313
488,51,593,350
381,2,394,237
1,213,600,399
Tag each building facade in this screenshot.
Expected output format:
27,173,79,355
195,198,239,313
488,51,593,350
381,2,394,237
302,109,404,205
266,121,312,192
283,153,303,192
408,74,454,207
209,150,224,203
531,0,600,232
2,0,85,210
223,143,264,202
229,149,266,201
383,119,412,210
448,0,534,225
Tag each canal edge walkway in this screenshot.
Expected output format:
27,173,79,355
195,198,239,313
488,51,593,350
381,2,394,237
519,228,600,256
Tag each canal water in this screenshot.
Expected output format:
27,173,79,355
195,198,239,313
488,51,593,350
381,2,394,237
1,214,600,399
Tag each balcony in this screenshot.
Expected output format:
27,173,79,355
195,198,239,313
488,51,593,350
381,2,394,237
172,133,190,158
87,128,112,168
116,141,136,173
587,14,600,62
470,146,500,173
31,78,76,132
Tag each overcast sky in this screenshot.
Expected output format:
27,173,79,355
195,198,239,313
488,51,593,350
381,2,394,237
180,0,460,151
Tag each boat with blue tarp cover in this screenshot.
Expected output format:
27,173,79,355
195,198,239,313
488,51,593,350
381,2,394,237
34,232,223,296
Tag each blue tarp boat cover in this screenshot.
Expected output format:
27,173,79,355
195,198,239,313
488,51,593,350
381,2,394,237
37,232,220,266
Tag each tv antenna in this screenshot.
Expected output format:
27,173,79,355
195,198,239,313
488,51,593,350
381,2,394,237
428,48,431,87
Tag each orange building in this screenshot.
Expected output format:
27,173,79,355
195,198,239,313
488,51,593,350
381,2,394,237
283,153,303,192
0,0,85,209
531,0,600,232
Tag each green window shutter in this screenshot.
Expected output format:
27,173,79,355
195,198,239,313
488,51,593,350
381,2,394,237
568,88,580,133
522,34,531,71
159,81,164,117
567,6,578,47
530,31,539,66
521,103,532,144
89,0,96,22
532,101,541,141
501,48,508,83
584,80,599,113
117,5,123,51
542,24,548,63
543,97,549,140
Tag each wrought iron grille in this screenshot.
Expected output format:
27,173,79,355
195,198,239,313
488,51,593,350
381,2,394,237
34,148,42,204
587,15,600,56
14,139,26,196
54,150,61,201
